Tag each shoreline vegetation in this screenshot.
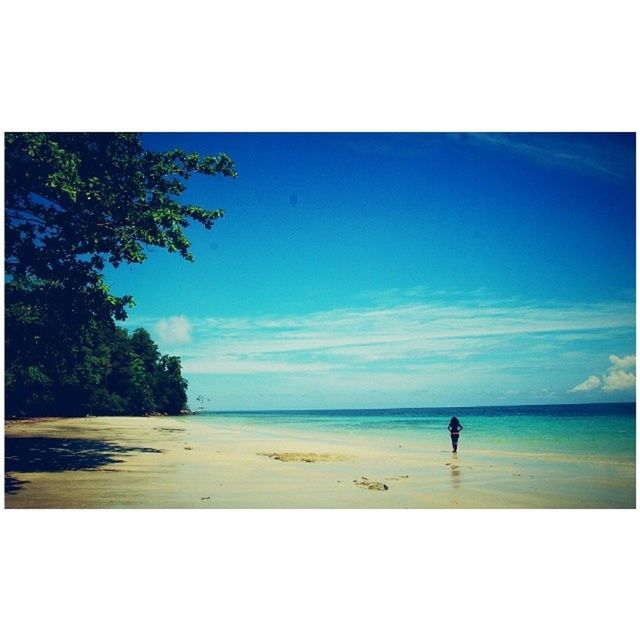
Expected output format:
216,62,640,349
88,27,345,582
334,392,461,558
5,326,191,420
5,133,236,419
5,414,635,508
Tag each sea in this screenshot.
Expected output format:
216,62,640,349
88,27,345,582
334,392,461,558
198,402,636,463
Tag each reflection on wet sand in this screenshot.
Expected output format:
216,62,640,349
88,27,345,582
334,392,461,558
450,453,461,488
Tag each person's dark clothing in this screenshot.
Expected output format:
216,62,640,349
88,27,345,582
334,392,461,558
447,419,463,452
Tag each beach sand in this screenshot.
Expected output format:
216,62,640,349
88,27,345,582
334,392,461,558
4,415,635,508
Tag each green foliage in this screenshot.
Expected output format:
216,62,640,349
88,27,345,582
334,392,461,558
6,132,236,281
5,133,235,417
87,389,127,416
82,327,188,417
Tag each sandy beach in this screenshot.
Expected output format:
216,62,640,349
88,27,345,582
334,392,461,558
4,415,635,508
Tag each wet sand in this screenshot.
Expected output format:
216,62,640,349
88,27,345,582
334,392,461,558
4,416,635,508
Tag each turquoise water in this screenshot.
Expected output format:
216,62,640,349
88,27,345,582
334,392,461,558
197,403,636,462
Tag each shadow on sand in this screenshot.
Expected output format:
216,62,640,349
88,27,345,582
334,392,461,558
5,473,30,495
5,436,163,495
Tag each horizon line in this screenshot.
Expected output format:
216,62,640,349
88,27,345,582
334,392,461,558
200,400,636,413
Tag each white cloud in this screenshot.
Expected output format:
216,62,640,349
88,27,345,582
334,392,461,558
603,369,636,392
170,298,635,384
569,375,602,393
133,295,635,407
609,354,636,370
569,353,636,395
154,316,192,345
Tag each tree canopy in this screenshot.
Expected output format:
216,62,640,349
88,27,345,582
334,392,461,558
5,133,236,417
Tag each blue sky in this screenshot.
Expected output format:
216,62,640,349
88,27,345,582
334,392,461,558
105,133,636,409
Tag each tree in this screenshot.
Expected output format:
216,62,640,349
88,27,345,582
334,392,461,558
5,133,235,416
6,133,236,304
157,355,189,415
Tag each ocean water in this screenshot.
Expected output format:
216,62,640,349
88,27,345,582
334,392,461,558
197,402,636,463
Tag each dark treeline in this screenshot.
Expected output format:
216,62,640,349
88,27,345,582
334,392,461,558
5,133,236,417
5,306,187,416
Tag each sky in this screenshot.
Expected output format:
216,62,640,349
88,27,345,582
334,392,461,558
105,133,636,410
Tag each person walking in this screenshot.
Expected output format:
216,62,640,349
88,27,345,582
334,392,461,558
448,416,463,453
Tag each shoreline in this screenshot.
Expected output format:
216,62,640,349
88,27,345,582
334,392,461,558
5,415,636,509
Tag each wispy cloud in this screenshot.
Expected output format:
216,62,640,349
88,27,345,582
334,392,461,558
468,133,634,183
148,295,635,383
124,291,635,406
327,133,634,185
